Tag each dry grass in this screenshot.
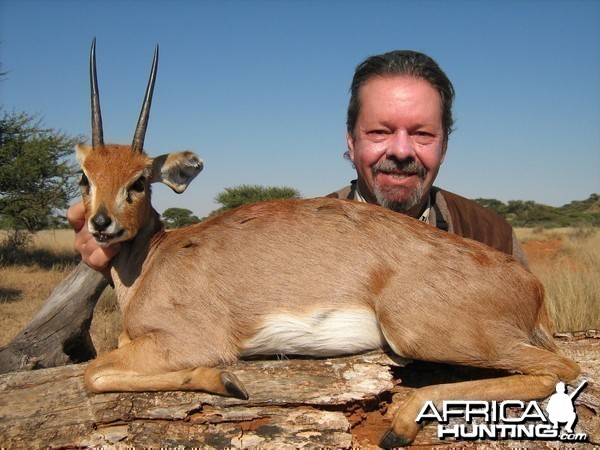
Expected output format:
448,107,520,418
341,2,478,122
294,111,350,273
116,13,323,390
514,227,575,243
1,228,598,355
29,229,76,254
515,227,600,332
0,265,72,344
0,229,121,354
89,288,121,354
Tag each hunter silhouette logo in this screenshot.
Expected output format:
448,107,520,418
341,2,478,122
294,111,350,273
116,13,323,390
416,380,588,442
546,380,587,434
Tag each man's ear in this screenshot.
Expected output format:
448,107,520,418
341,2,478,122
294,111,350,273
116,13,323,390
151,151,203,193
75,143,92,165
346,132,356,164
440,137,448,165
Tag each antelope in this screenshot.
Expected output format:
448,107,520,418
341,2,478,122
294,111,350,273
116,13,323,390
78,39,580,448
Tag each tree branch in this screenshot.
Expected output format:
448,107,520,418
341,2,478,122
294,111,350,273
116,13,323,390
0,262,108,373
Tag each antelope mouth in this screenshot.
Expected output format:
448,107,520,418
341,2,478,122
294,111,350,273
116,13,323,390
92,229,125,246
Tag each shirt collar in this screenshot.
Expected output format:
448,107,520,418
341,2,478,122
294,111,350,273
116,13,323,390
354,183,431,224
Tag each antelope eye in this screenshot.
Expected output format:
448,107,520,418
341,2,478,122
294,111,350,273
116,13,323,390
79,173,89,186
130,176,146,193
79,173,90,195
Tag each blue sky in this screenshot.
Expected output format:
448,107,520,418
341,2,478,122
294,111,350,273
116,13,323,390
1,0,599,218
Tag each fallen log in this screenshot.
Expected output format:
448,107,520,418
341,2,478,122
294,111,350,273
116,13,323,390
0,262,108,374
0,335,598,449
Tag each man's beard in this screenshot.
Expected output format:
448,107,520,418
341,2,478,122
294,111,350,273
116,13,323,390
372,159,427,214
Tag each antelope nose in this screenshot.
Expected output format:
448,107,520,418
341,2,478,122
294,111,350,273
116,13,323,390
91,213,112,232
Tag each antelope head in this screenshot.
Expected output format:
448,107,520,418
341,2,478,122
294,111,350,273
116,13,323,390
76,39,203,247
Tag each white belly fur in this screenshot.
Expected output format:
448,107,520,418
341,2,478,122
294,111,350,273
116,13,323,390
240,309,387,357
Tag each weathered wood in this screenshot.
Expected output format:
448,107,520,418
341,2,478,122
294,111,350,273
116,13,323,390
0,336,597,449
0,351,400,448
0,262,108,374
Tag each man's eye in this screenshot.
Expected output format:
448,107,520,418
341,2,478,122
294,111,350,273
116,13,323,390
413,131,436,144
367,129,391,139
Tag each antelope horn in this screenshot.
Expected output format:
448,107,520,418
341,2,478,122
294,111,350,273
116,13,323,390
132,45,159,153
90,37,104,148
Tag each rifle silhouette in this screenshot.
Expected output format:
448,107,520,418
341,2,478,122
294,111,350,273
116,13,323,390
568,379,587,401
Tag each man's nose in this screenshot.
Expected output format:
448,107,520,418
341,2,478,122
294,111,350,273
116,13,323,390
385,130,415,160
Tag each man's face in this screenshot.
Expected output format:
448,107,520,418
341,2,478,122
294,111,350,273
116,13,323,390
347,75,447,217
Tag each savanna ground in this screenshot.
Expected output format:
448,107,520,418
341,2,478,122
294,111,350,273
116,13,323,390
0,226,599,354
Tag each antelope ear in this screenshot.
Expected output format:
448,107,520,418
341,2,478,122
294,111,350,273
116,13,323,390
75,143,93,165
151,151,203,193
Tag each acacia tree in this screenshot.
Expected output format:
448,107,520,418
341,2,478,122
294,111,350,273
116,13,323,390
210,184,301,217
473,198,508,218
162,207,200,229
0,110,81,245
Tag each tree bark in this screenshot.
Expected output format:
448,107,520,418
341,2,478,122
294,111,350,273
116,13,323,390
0,336,598,449
0,262,108,374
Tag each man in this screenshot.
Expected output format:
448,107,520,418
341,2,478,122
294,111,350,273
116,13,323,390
68,49,527,269
327,50,528,265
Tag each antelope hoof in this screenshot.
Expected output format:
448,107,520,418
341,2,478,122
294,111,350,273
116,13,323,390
221,371,249,400
379,429,413,448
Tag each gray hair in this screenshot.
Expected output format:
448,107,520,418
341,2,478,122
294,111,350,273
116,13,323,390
346,50,455,141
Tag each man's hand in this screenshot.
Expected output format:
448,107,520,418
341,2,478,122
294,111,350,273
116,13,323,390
67,201,121,279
